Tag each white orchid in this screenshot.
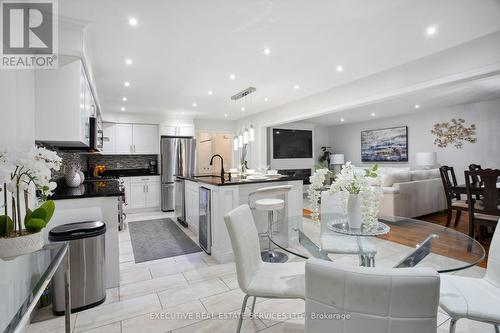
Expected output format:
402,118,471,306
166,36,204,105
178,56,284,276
329,162,382,227
4,146,62,199
308,168,330,221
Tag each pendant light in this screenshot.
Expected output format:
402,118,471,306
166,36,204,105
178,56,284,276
243,128,249,144
249,124,255,142
238,132,243,148
233,136,239,151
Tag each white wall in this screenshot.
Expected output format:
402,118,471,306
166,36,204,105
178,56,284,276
235,32,500,168
329,98,500,183
0,70,43,332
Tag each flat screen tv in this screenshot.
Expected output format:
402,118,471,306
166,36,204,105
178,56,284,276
273,128,312,159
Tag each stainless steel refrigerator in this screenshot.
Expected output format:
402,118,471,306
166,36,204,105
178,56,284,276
160,137,196,213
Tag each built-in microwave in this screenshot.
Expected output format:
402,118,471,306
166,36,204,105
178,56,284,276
89,116,103,152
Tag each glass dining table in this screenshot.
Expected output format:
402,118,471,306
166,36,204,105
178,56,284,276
269,213,485,273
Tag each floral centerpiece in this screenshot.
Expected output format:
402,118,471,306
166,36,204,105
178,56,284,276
0,146,62,259
308,162,382,229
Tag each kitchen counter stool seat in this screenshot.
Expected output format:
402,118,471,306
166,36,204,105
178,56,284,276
249,185,293,263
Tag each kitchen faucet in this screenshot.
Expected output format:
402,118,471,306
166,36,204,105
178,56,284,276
209,154,225,179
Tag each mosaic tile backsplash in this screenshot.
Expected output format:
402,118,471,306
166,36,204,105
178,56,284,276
54,151,158,178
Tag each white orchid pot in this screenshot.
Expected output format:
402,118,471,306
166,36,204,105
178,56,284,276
347,194,363,229
0,232,44,260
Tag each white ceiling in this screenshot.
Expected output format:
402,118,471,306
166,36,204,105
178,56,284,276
303,74,500,126
59,0,500,120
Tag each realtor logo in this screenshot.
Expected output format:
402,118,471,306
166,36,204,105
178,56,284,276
1,0,58,69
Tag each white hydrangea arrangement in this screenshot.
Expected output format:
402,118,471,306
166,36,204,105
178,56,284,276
307,168,330,221
0,146,62,238
329,162,382,227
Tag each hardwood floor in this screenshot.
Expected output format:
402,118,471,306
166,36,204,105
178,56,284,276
303,208,491,268
419,210,490,268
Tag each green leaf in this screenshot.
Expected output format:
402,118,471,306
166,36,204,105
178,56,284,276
0,215,14,237
39,201,55,222
30,206,48,222
25,218,47,233
24,208,33,225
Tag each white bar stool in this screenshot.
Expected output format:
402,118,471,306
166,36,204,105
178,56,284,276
249,185,293,263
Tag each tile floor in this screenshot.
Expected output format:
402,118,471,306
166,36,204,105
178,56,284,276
28,211,493,333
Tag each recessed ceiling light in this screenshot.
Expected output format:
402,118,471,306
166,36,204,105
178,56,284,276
192,102,197,107
263,48,271,55
208,90,213,96
415,104,420,109
371,112,376,117
122,97,127,102
340,118,345,122
426,25,437,36
125,58,133,65
128,17,138,26
224,114,228,118
181,111,185,115
124,81,130,87
241,107,245,111
264,97,269,102
293,84,300,90
229,74,236,80
121,107,126,111
336,65,344,72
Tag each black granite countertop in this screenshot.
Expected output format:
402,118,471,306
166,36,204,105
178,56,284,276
100,168,159,178
177,175,303,186
49,179,124,200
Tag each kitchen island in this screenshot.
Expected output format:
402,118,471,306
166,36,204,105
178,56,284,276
178,175,303,263
47,180,124,288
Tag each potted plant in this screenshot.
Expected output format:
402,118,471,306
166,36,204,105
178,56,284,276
0,146,62,259
329,162,382,229
308,162,382,228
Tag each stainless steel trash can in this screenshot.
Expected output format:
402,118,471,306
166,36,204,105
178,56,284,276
49,221,106,315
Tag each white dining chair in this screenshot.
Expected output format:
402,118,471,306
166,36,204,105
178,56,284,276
320,191,377,265
439,218,500,333
224,204,305,333
305,258,440,333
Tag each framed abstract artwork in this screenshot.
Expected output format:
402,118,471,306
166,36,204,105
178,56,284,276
361,126,408,162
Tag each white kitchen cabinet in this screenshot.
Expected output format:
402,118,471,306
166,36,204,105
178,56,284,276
160,125,178,136
178,124,195,137
185,180,199,233
129,183,147,209
145,181,160,208
35,59,93,147
123,176,161,211
159,124,194,137
115,124,134,154
133,124,159,154
102,122,116,153
102,122,158,155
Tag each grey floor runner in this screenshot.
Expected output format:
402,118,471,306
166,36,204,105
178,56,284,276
129,218,201,263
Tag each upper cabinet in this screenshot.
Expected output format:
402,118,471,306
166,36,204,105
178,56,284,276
35,60,96,148
159,124,195,137
133,124,159,154
103,122,159,155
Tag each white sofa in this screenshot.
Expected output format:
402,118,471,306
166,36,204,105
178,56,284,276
378,168,447,218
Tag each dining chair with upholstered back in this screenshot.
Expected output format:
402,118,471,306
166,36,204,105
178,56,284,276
305,258,440,333
224,204,305,333
440,217,500,333
439,166,468,227
465,169,500,241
